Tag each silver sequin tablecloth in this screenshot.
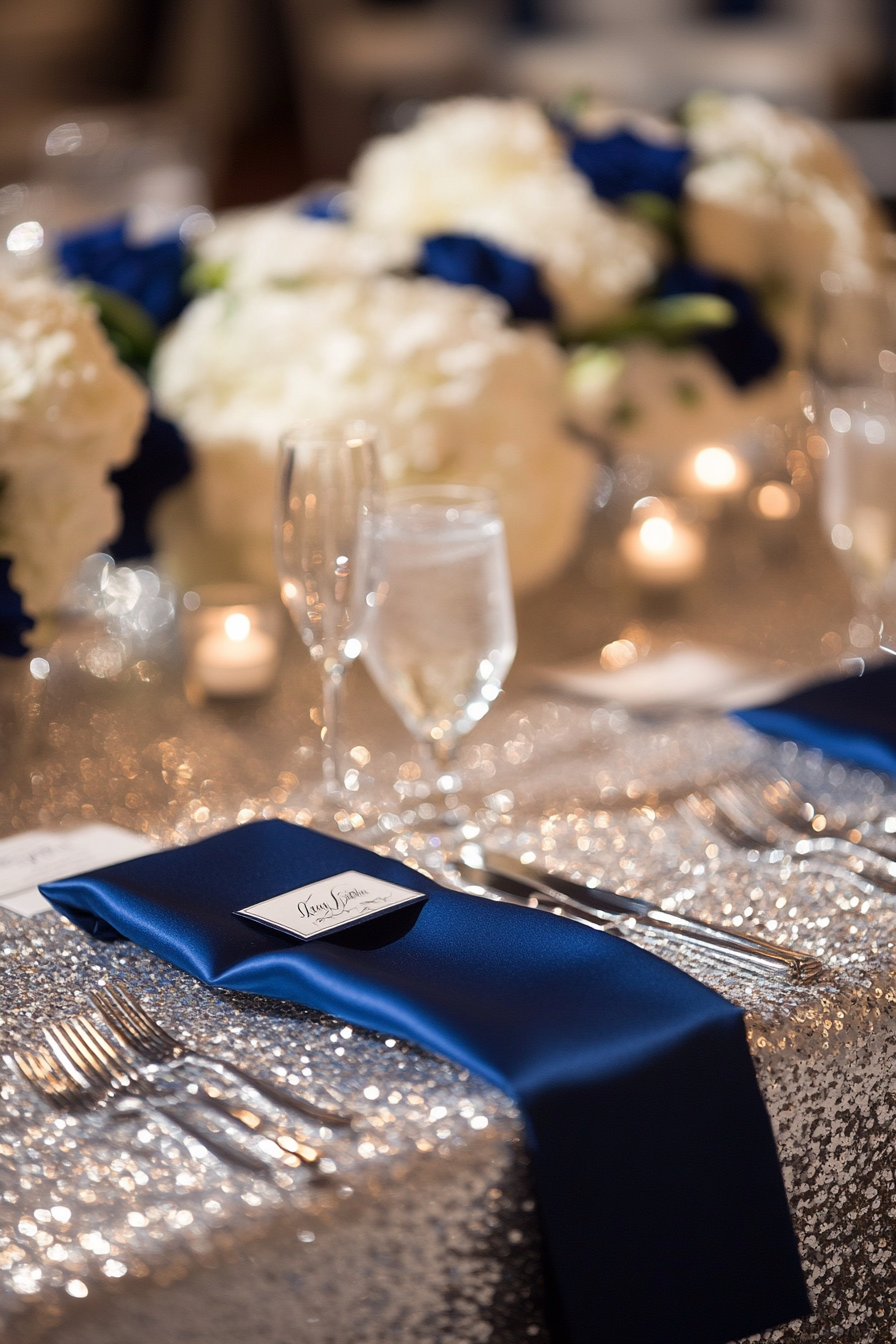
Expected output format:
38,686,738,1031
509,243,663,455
0,593,895,1342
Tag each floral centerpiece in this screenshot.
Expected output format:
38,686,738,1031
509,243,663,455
151,271,594,594
143,91,887,594
0,277,147,653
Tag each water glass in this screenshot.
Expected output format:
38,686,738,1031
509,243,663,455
275,421,381,797
362,484,517,801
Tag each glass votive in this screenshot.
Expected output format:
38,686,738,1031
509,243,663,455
179,584,282,701
619,497,706,588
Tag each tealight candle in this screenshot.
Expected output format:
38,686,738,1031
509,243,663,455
619,512,706,587
180,584,282,700
677,444,750,500
193,612,279,697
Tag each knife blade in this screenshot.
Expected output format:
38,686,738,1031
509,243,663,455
455,850,823,983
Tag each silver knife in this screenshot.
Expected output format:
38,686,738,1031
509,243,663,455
453,850,823,984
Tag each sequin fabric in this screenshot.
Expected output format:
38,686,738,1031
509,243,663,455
0,633,894,1342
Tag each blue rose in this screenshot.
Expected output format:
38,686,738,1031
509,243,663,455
419,234,554,322
298,187,351,221
568,129,690,202
58,223,195,560
658,263,780,387
107,412,192,562
59,219,188,329
0,559,35,658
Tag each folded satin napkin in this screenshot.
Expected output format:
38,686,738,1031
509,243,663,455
42,819,809,1344
736,659,896,775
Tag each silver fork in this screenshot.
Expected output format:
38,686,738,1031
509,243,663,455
711,780,896,890
6,1034,269,1174
6,1044,102,1113
91,983,353,1128
679,789,896,895
743,772,896,859
42,1015,274,1176
71,1015,319,1168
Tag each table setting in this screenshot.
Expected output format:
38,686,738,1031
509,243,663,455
1,86,896,1344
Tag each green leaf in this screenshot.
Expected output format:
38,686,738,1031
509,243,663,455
620,190,682,243
81,283,158,372
568,292,737,347
183,258,230,294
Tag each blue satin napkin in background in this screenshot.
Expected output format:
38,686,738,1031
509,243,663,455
42,819,809,1344
736,660,896,776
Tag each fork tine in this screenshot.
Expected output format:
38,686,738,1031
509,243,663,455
93,987,171,1060
93,997,150,1060
45,1020,116,1091
61,1017,136,1091
43,1022,97,1086
108,983,180,1051
91,990,143,1049
75,1016,136,1077
7,1047,92,1112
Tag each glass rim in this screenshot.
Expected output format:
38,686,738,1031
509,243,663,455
279,418,379,449
384,483,499,513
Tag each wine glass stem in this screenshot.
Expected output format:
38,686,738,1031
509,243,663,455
433,740,456,768
321,670,342,797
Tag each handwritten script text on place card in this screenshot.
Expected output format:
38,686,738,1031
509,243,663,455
238,870,426,941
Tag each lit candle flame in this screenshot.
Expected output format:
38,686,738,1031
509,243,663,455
694,446,738,490
639,517,674,553
224,612,251,642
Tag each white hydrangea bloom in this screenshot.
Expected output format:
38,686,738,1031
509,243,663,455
0,278,147,620
151,275,593,593
195,205,418,291
351,97,660,331
684,92,886,296
352,98,561,234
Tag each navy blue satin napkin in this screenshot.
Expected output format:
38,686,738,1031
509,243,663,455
42,819,808,1344
736,661,896,775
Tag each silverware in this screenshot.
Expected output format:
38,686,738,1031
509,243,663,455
725,779,896,860
9,1021,271,1176
44,1014,277,1174
92,983,353,1129
452,847,823,984
6,1044,101,1113
681,789,896,894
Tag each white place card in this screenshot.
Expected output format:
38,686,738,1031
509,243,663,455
238,869,426,941
0,824,160,917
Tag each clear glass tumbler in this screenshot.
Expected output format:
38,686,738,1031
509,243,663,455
362,484,517,826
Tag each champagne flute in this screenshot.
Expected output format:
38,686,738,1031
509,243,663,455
812,279,896,654
275,421,381,799
362,484,517,838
